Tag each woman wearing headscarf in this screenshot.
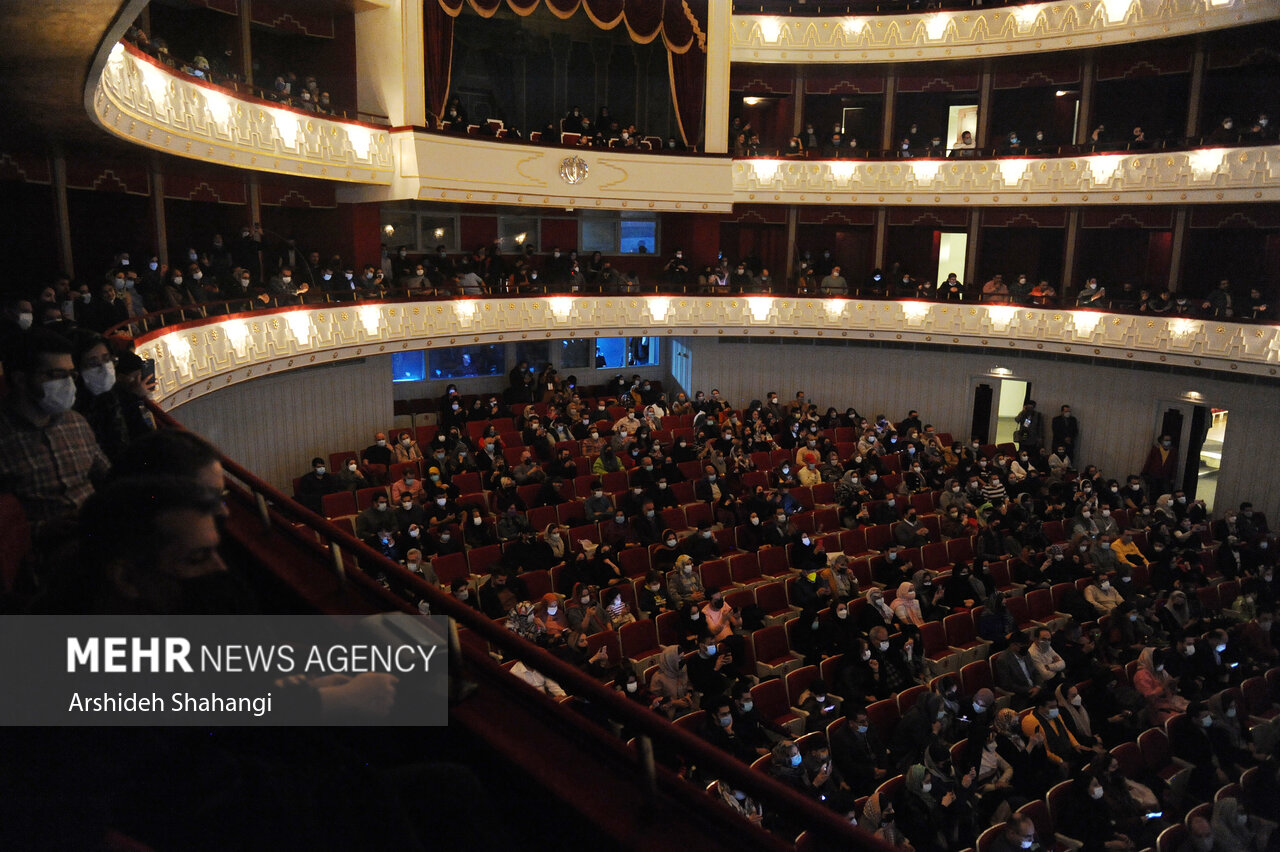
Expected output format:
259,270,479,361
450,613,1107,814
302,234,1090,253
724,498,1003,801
676,600,709,651
977,591,1016,651
1132,647,1188,726
891,581,926,628
861,790,913,850
1158,589,1202,635
968,724,1023,828
1211,797,1271,852
649,645,694,720
565,582,608,635
1207,691,1273,764
992,707,1056,798
891,692,948,772
1056,770,1142,852
858,586,902,635
942,561,989,609
898,764,956,852
1055,682,1101,750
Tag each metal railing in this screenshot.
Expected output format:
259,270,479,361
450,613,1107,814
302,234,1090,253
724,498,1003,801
147,406,881,850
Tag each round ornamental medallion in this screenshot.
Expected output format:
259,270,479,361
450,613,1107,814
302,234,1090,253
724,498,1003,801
559,156,588,184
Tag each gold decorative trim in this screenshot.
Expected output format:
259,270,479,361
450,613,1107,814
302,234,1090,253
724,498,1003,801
90,43,393,184
731,0,1279,63
140,298,1280,410
731,147,1280,206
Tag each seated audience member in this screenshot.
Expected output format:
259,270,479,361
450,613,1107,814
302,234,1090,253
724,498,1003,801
1132,647,1188,726
0,328,111,541
297,456,340,514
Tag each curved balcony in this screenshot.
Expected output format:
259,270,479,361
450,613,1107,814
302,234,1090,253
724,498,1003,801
730,0,1280,64
89,42,394,184
733,146,1280,206
129,296,1280,411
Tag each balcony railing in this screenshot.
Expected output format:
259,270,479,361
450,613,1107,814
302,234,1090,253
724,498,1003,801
89,42,394,184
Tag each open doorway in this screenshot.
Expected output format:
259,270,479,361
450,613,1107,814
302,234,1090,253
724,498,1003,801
971,377,1029,445
994,379,1029,446
947,104,978,149
936,233,968,292
1194,407,1226,512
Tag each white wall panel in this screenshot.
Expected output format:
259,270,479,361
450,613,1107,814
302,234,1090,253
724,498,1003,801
679,339,1280,520
172,356,394,492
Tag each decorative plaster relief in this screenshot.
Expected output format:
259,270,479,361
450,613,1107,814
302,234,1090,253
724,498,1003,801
137,298,1280,410
90,42,394,184
732,0,1279,63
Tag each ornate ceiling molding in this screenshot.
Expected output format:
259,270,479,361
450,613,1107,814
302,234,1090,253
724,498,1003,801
135,298,1280,410
89,42,393,184
732,147,1280,206
731,0,1279,64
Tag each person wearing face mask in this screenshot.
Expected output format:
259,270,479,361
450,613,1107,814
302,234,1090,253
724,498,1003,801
1238,608,1278,668
1020,692,1090,773
1176,702,1242,804
0,329,111,540
70,333,131,462
1141,433,1179,497
360,431,393,483
698,696,758,763
830,705,891,797
889,692,949,773
1209,798,1266,852
897,763,959,851
666,554,706,610
295,456,341,515
1133,646,1189,726
1056,772,1138,852
890,581,926,628
1085,570,1125,615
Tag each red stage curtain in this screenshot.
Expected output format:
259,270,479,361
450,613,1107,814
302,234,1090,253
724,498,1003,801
424,0,456,124
668,45,705,148
432,0,700,52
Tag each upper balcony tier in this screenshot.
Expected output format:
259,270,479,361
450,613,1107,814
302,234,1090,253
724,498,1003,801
90,42,394,184
730,0,1279,63
86,14,1280,210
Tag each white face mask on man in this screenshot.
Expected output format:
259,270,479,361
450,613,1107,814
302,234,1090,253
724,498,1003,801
37,376,77,415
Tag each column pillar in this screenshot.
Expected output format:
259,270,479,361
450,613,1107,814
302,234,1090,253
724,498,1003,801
1061,209,1082,299
881,69,897,151
591,39,613,114
975,62,994,149
51,155,74,279
873,208,889,271
703,0,732,154
1185,40,1207,139
1167,208,1190,293
239,0,253,86
550,33,573,125
150,158,168,268
1074,52,1095,146
354,0,425,126
791,66,805,136
783,206,798,292
964,209,981,288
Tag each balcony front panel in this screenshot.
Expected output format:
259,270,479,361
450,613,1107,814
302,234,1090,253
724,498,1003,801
135,297,1280,410
90,43,394,184
354,131,736,212
732,147,1280,206
731,0,1279,64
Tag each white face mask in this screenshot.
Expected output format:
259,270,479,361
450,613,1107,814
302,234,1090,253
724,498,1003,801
1090,785,1104,800
626,681,638,693
878,641,890,652
37,377,77,415
17,312,33,330
546,605,558,616
82,362,116,395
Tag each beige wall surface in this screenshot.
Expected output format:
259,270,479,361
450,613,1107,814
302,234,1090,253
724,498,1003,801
676,338,1280,520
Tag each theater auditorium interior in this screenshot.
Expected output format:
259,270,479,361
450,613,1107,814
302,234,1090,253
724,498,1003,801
0,0,1279,848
